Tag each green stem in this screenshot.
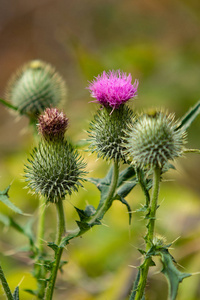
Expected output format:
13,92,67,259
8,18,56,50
35,197,47,299
130,166,161,300
0,98,18,111
55,200,66,245
37,197,46,254
0,265,14,300
94,159,119,218
45,200,66,300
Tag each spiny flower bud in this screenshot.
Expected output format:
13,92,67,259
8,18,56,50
125,111,186,169
5,60,67,120
88,105,134,161
38,108,68,142
24,141,86,203
87,70,138,111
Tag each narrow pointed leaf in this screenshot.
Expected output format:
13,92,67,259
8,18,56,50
0,98,18,111
116,195,132,224
159,249,191,300
176,100,200,131
117,166,136,187
116,180,137,198
47,242,58,252
0,186,24,215
13,286,19,300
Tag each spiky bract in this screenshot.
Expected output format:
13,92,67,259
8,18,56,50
88,105,134,161
5,60,67,119
24,141,86,202
125,111,186,169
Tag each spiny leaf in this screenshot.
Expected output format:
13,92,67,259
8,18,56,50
159,249,191,300
0,214,34,244
24,289,38,296
47,242,58,253
59,260,68,273
117,166,136,187
74,205,96,222
88,165,113,193
176,100,200,131
13,286,19,300
76,220,91,232
0,186,24,215
116,180,137,198
115,195,132,224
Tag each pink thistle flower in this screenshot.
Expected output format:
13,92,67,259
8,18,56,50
87,70,139,110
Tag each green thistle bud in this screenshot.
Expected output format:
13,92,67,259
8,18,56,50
88,105,134,161
24,108,86,203
5,60,67,120
24,141,86,203
125,111,186,169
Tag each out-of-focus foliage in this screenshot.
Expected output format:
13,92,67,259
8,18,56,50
0,1,200,299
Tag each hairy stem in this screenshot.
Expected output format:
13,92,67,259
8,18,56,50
94,159,119,218
0,265,14,300
35,197,47,299
130,166,161,300
45,200,66,300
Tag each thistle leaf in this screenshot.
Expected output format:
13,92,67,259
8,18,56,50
159,249,191,300
117,166,136,187
176,100,200,131
0,214,34,244
47,243,58,252
0,186,24,215
117,180,137,198
13,286,19,300
115,195,132,224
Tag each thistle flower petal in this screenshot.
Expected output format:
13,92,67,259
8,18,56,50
87,70,138,109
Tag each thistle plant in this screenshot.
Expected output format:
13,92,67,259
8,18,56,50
0,64,199,300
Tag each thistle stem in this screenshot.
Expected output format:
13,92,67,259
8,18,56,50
0,265,14,300
37,197,46,253
130,166,161,300
35,197,46,299
55,200,66,245
45,200,66,300
0,98,18,111
95,159,119,217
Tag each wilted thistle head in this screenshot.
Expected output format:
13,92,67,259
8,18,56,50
87,70,138,110
38,107,69,141
5,60,67,121
88,105,134,161
24,108,86,203
125,111,186,169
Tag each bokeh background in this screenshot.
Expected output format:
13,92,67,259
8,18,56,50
0,0,200,299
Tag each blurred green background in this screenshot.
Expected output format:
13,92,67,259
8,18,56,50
0,0,200,299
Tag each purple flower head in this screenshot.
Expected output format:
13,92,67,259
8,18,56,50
87,70,139,110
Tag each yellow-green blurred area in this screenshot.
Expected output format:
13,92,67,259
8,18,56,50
0,0,200,299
